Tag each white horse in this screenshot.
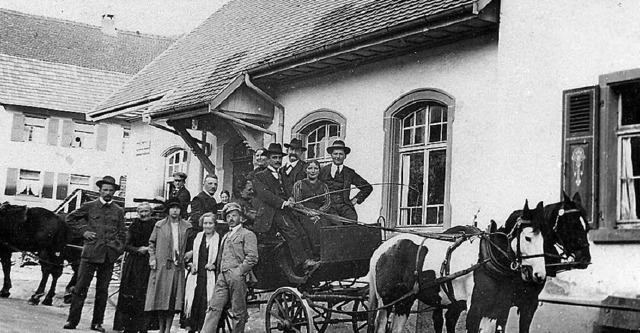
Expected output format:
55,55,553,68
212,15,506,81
368,201,547,333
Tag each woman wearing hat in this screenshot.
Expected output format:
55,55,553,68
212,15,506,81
145,198,193,333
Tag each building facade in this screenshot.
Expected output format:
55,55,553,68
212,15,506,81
92,0,640,330
0,9,174,209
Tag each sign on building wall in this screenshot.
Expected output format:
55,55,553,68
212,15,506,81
136,140,151,156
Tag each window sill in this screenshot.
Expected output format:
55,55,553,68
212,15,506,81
590,228,640,244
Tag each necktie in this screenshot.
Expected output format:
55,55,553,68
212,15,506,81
334,166,341,178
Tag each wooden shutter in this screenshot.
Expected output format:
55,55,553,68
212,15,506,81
42,171,55,198
4,168,19,195
47,118,59,146
96,123,109,151
61,119,75,147
56,173,70,200
10,113,25,142
562,86,599,227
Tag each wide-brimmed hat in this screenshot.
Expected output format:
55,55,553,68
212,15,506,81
165,197,182,211
284,138,307,152
264,143,286,157
96,176,121,190
221,202,243,217
326,140,351,155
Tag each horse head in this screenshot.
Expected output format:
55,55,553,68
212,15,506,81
507,200,546,284
545,192,591,273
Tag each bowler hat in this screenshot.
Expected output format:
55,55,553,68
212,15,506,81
173,172,188,180
284,138,307,152
165,197,182,211
221,202,243,217
96,176,121,190
264,143,286,157
326,140,351,155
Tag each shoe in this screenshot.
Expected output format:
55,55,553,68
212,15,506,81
63,322,76,329
302,259,320,273
90,324,106,332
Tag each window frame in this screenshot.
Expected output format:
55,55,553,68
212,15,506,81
163,148,189,199
291,109,347,163
594,69,640,242
381,88,454,231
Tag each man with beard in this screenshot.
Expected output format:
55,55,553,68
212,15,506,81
252,143,319,273
190,174,219,232
280,138,307,199
64,176,126,332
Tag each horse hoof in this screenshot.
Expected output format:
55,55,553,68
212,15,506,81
42,298,53,306
63,294,72,304
0,291,10,298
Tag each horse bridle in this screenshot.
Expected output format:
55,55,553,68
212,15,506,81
548,208,586,262
505,217,546,271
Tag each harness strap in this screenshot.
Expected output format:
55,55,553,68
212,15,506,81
413,238,428,295
439,235,468,304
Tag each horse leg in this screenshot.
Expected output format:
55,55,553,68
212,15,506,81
0,250,12,297
389,299,414,333
432,308,444,333
374,308,389,333
63,263,79,304
478,317,497,332
28,268,49,305
444,300,466,333
42,269,61,306
518,303,538,333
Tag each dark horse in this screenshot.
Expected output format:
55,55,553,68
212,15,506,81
431,192,591,333
368,200,547,333
0,202,79,304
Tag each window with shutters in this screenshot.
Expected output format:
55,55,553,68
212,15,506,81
567,68,640,242
72,122,95,149
381,89,454,229
69,174,91,193
291,109,346,163
23,115,47,144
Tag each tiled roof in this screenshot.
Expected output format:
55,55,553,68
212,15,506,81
0,9,176,75
93,0,477,116
0,54,130,113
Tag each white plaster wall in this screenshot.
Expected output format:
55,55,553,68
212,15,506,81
0,105,127,210
276,34,501,226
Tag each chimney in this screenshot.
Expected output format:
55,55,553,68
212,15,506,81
101,14,117,36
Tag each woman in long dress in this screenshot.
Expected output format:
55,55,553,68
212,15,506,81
113,202,158,332
183,212,220,332
292,160,331,257
145,198,192,333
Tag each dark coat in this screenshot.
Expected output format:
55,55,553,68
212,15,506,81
145,218,192,311
190,191,218,228
319,164,373,206
252,168,289,233
280,161,307,199
65,199,126,264
170,186,191,218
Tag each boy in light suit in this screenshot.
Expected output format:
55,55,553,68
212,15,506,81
201,202,258,333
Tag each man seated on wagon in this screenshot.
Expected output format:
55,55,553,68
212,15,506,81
251,143,320,273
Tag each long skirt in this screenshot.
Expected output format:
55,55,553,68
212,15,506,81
113,253,159,331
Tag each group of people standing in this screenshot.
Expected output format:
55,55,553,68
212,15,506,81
61,138,371,333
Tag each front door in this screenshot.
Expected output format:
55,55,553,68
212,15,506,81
231,141,253,196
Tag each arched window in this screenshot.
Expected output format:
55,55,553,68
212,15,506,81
163,148,189,198
382,89,454,228
291,109,346,162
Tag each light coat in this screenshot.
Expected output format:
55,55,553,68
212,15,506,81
184,231,220,316
144,218,192,311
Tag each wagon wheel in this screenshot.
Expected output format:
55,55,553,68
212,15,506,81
266,287,314,333
351,298,370,332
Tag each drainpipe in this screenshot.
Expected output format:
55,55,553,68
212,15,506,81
244,74,284,144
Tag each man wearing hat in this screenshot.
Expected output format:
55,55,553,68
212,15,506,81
170,171,191,219
64,176,126,332
252,143,320,273
319,140,373,221
280,138,308,198
201,202,258,333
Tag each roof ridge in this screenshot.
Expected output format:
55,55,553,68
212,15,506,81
0,7,177,41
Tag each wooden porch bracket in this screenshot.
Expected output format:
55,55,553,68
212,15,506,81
168,120,217,176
